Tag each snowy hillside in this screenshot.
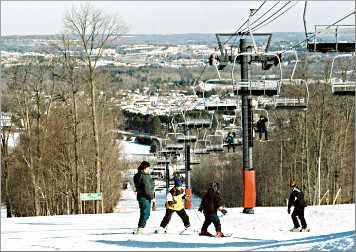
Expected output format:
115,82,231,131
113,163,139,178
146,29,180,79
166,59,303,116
1,186,355,251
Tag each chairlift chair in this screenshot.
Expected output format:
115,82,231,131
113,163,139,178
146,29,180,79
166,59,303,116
206,117,225,152
158,148,178,157
232,51,282,96
330,54,356,95
222,109,239,131
254,106,270,122
155,158,170,165
153,165,166,171
178,109,213,129
255,96,275,111
189,153,201,165
206,132,225,152
272,79,309,110
164,132,185,150
307,25,356,53
303,2,355,53
204,95,238,111
193,139,209,155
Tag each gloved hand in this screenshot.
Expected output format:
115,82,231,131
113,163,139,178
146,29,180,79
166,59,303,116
220,209,227,215
198,207,203,212
287,208,290,214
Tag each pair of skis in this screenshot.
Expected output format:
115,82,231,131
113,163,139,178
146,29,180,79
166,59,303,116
133,228,233,237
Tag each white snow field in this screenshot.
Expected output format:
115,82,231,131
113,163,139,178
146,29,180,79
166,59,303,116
1,186,355,251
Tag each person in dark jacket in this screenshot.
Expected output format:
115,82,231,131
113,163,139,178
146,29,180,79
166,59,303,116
133,161,155,234
256,115,268,141
209,47,220,65
155,177,191,233
226,132,235,152
288,181,309,232
198,182,227,237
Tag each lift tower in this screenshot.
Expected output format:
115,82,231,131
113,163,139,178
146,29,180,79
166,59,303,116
214,32,281,214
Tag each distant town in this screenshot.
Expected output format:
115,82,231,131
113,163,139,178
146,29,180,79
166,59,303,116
0,32,324,118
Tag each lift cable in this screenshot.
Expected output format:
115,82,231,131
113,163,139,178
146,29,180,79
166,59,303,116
250,1,300,33
222,1,267,46
230,1,281,47
192,63,208,96
248,1,281,30
286,10,355,52
236,1,277,33
241,1,292,33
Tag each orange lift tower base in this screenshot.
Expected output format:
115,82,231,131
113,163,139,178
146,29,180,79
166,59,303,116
243,170,256,210
240,39,256,214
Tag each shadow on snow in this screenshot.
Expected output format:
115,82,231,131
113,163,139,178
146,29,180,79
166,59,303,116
94,230,355,250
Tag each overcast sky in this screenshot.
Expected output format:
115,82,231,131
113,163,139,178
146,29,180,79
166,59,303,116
1,1,355,35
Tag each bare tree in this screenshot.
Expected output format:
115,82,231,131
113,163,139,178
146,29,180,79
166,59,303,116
63,3,127,212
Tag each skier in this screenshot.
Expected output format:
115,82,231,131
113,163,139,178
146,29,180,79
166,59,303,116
198,182,227,237
287,181,309,232
256,115,269,141
133,161,155,234
155,177,191,234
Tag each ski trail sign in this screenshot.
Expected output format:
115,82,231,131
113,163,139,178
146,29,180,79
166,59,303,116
80,192,104,214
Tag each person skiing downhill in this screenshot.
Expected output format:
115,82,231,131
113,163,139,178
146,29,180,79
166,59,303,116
133,161,155,234
155,177,191,234
198,182,227,237
288,181,309,232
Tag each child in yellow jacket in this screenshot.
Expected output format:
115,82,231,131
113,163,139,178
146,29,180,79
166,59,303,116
155,178,191,233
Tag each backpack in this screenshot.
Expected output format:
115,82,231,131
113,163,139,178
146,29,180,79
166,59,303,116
297,191,307,207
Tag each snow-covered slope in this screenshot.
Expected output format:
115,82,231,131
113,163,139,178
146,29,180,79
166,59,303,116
1,187,355,251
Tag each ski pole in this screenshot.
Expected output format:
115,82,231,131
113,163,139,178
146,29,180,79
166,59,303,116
193,208,203,225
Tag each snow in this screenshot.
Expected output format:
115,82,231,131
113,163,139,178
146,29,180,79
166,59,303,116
1,185,355,251
1,207,6,218
119,140,151,161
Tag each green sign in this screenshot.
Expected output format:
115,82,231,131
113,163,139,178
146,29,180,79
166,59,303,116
80,192,102,201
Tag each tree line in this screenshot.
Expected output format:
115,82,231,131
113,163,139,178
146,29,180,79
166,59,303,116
1,4,129,217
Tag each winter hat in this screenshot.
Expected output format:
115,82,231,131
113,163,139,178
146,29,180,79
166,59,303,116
138,161,150,170
174,177,183,187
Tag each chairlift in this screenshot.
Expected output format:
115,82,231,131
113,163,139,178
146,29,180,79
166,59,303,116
193,139,209,155
272,79,309,110
192,61,223,97
206,116,225,152
177,111,213,129
164,132,185,150
231,51,282,96
280,49,299,81
215,32,273,71
303,2,355,53
158,148,178,157
153,165,166,171
190,153,201,165
330,54,356,95
222,109,239,131
254,106,270,122
155,158,170,166
204,95,238,111
206,132,224,153
307,25,356,53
